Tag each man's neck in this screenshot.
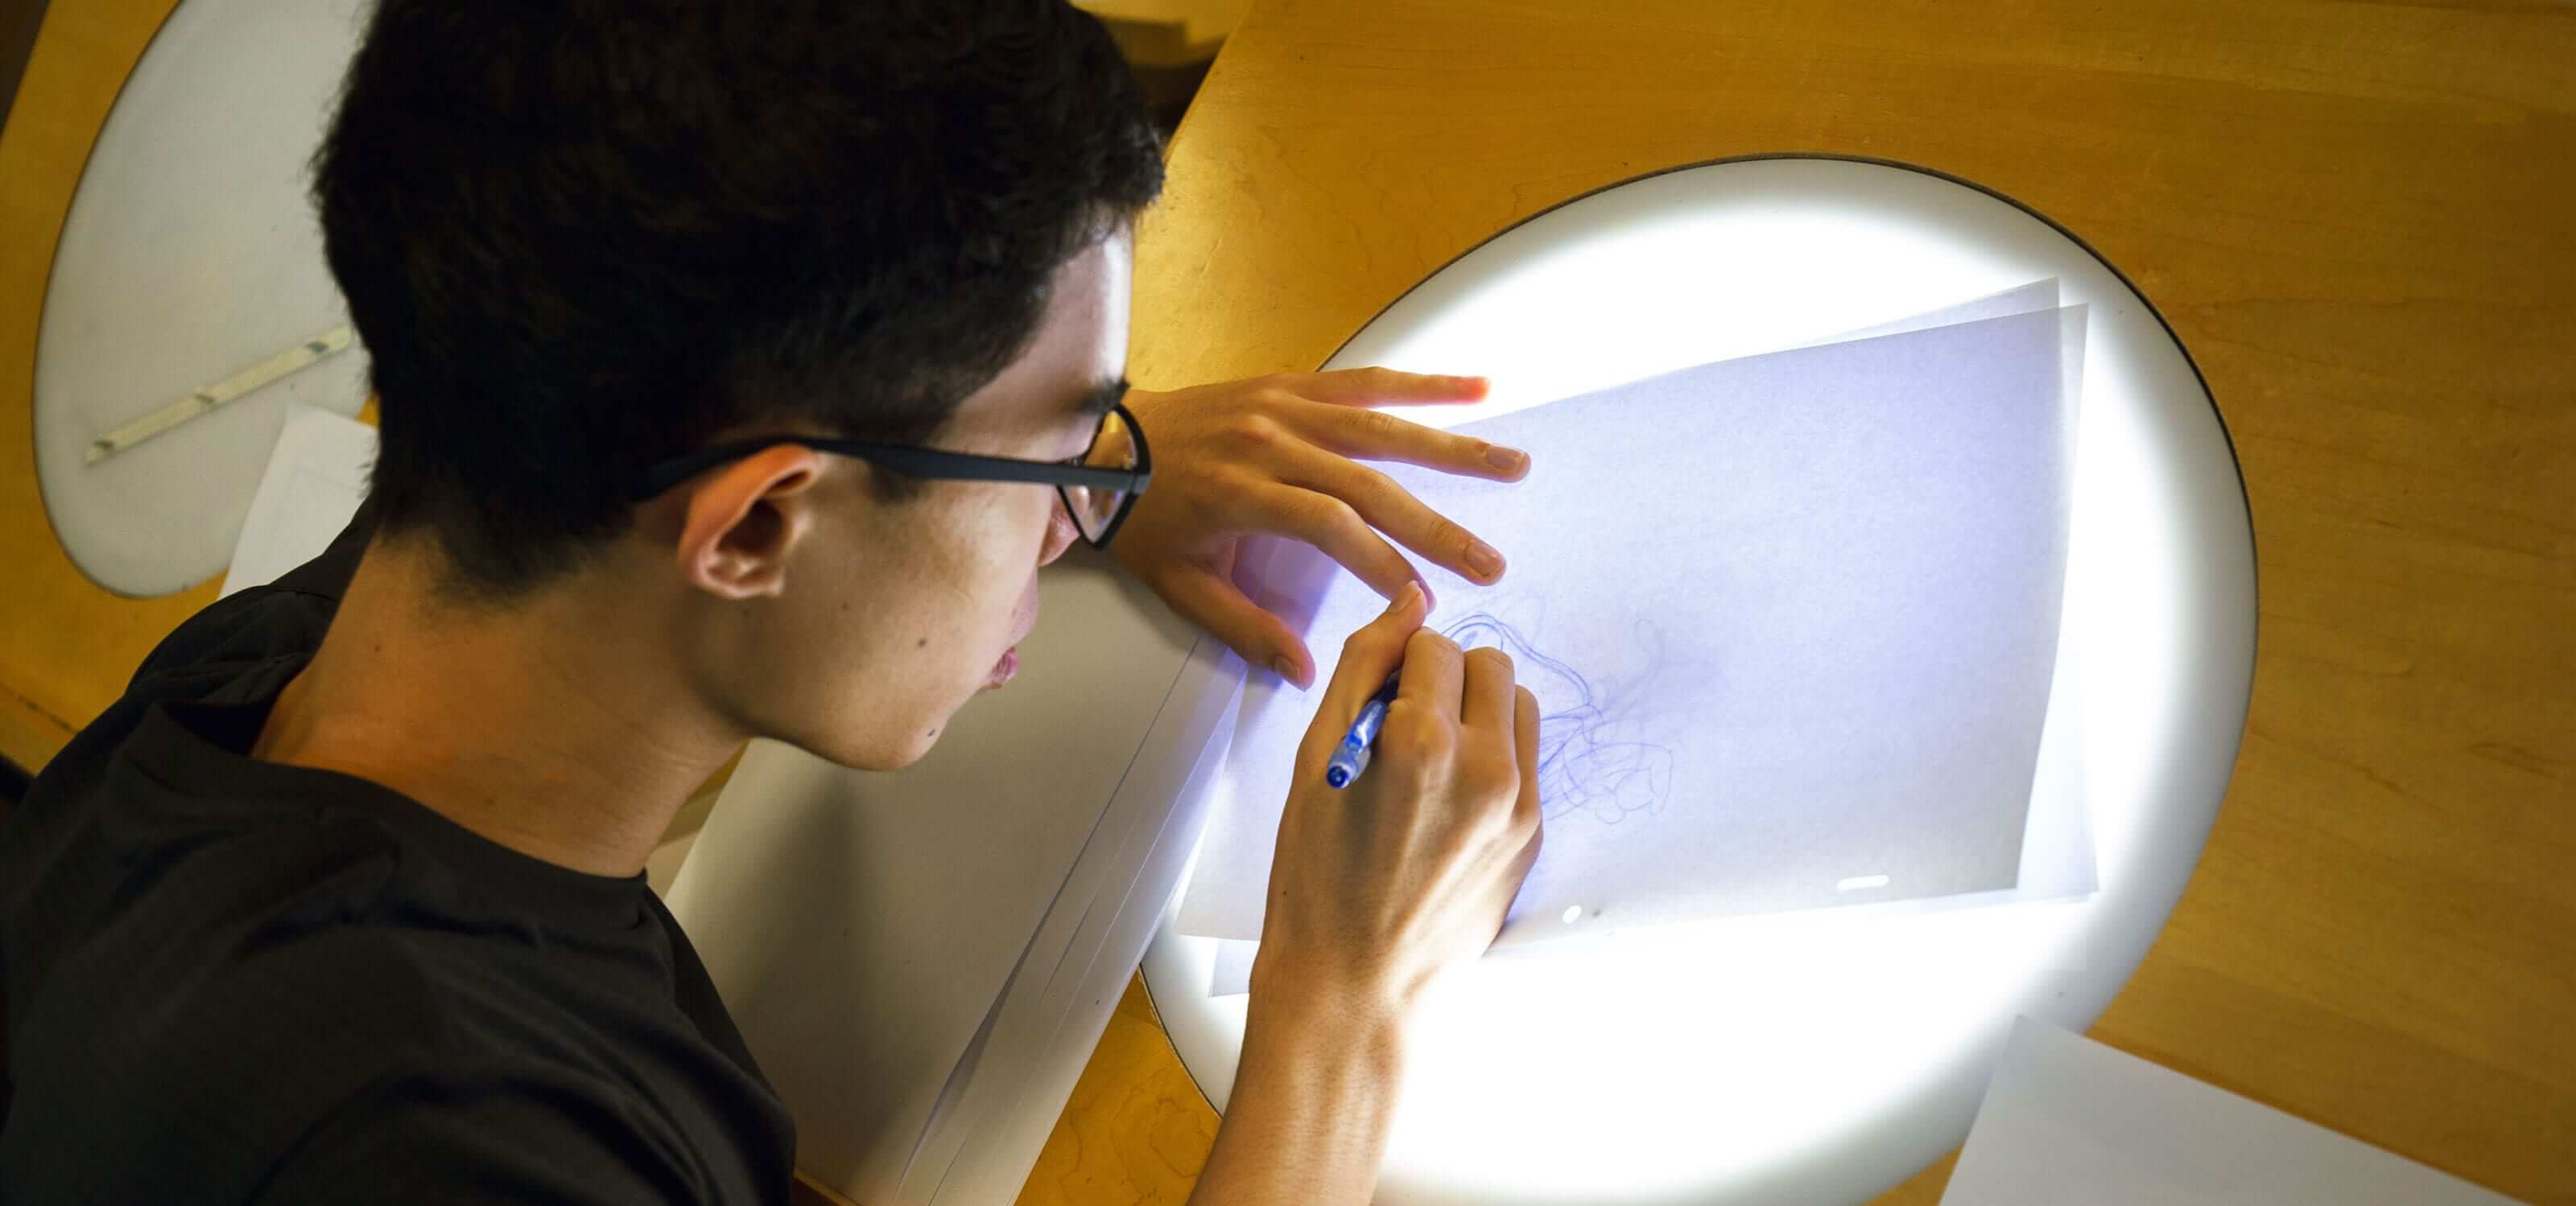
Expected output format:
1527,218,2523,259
253,540,740,878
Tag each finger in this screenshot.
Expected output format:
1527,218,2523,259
1512,685,1542,828
1279,448,1509,586
1293,367,1488,408
1284,399,1531,482
1395,626,1466,723
1251,485,1430,602
1298,583,1429,763
1147,563,1316,689
1461,646,1517,740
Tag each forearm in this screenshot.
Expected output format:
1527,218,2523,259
1187,974,1408,1205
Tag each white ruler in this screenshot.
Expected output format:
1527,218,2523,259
84,323,357,465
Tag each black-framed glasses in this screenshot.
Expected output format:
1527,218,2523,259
634,401,1153,548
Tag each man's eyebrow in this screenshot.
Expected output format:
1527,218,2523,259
1074,376,1129,419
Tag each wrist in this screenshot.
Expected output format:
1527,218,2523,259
1209,953,1409,1200
1243,949,1412,1071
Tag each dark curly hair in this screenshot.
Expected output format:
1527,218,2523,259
312,0,1163,598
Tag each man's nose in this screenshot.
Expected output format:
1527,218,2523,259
1037,494,1080,567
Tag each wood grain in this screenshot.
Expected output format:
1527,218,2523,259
6,2,2569,1204
1018,978,1212,1206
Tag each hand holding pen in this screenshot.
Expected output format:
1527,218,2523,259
1252,581,1546,1011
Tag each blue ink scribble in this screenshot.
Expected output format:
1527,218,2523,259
1441,610,1673,824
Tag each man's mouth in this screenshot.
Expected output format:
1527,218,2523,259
984,579,1042,690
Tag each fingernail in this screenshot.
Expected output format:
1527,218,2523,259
1271,655,1300,684
1385,582,1419,614
1484,444,1529,474
1465,541,1505,579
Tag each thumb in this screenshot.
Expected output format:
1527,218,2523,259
1319,580,1428,709
1295,581,1429,766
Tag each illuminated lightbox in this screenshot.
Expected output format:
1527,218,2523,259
1145,156,2256,1206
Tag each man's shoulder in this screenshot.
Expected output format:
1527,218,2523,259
30,923,455,1109
124,500,374,694
126,586,336,697
2,922,725,1204
1,927,444,1200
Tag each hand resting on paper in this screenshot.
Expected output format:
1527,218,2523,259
1188,582,1545,1204
1110,368,1531,687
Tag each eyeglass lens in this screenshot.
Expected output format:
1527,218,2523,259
1058,407,1137,543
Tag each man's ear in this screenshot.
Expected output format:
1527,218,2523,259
671,444,828,601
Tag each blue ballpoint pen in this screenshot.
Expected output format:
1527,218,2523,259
1323,671,1404,789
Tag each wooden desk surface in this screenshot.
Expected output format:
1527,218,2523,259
6,2,2570,1204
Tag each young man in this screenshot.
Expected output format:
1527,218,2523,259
0,2,1545,1203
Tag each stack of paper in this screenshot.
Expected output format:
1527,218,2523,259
664,561,1241,1206
1946,1019,2520,1204
1179,282,2099,993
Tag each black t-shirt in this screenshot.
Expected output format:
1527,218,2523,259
0,507,796,1204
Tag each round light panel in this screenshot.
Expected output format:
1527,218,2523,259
1142,156,2256,1205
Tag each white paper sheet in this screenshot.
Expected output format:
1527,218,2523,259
1801,279,2062,349
1179,305,2083,947
1945,1018,2520,1205
1197,286,2098,993
219,403,375,596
